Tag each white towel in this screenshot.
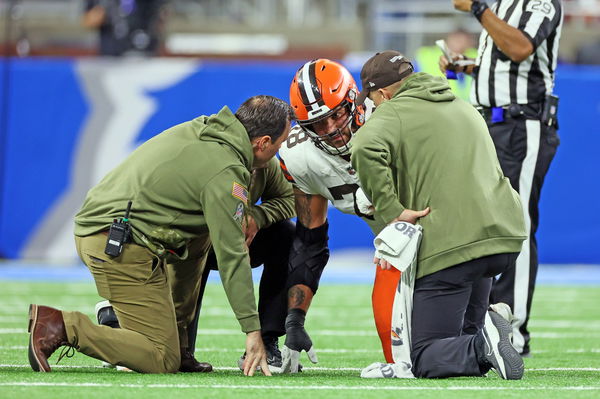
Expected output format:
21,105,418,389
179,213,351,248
373,221,422,271
361,221,422,379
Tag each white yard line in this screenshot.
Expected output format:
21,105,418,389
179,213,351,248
0,382,598,391
2,319,596,329
0,328,27,333
4,345,600,354
528,368,600,372
528,320,600,329
0,316,26,322
1,364,600,372
0,346,382,353
3,328,600,338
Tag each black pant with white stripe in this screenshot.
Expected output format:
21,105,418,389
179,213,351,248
487,115,559,355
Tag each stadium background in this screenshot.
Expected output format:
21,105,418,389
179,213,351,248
0,2,599,397
0,1,598,263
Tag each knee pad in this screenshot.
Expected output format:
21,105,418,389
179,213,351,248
286,221,330,293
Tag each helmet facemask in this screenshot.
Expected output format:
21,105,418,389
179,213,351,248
298,101,357,156
290,59,365,157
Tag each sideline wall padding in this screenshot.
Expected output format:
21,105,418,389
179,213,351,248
0,59,598,263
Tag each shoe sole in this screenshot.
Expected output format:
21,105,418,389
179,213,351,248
28,304,49,372
486,311,524,380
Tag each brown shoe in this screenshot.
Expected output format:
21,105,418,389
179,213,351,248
179,348,213,373
28,304,72,372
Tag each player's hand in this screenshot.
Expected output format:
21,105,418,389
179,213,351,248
281,317,318,373
242,331,272,376
355,187,375,216
243,215,259,247
453,0,473,13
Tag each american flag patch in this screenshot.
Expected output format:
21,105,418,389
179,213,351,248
231,182,248,204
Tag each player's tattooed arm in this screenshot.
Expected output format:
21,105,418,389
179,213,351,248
293,188,328,229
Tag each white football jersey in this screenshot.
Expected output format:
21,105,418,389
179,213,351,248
279,125,385,234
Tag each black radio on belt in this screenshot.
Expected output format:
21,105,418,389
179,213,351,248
104,200,133,257
541,94,559,127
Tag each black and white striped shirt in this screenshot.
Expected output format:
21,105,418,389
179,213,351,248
472,0,563,107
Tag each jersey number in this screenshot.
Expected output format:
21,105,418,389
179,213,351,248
527,0,553,15
328,183,359,200
327,183,374,220
286,130,309,148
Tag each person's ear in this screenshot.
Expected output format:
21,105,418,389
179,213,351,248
378,88,391,101
254,135,270,151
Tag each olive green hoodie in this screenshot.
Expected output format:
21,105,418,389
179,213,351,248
75,106,261,332
247,157,295,230
351,73,526,279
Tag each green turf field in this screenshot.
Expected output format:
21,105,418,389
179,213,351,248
0,281,599,398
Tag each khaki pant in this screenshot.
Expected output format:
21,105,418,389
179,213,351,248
67,233,206,373
166,236,211,349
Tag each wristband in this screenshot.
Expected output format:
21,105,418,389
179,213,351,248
471,1,489,22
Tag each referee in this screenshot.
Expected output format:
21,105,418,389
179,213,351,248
441,0,563,357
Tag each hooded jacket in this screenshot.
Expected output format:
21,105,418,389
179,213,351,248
351,73,526,279
247,157,294,230
75,106,261,332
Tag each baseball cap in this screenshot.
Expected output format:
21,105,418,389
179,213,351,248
356,50,414,105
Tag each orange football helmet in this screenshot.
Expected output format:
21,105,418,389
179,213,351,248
289,59,365,155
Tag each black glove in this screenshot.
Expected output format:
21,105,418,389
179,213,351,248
281,309,318,373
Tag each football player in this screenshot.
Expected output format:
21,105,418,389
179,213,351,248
279,59,398,371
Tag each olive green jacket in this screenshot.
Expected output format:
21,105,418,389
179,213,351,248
248,157,294,230
351,73,527,279
75,106,292,332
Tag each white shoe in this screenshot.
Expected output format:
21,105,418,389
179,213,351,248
489,302,514,324
360,362,415,379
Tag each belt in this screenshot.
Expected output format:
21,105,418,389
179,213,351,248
476,103,542,124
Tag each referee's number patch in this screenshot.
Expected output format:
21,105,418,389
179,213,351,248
526,0,555,17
